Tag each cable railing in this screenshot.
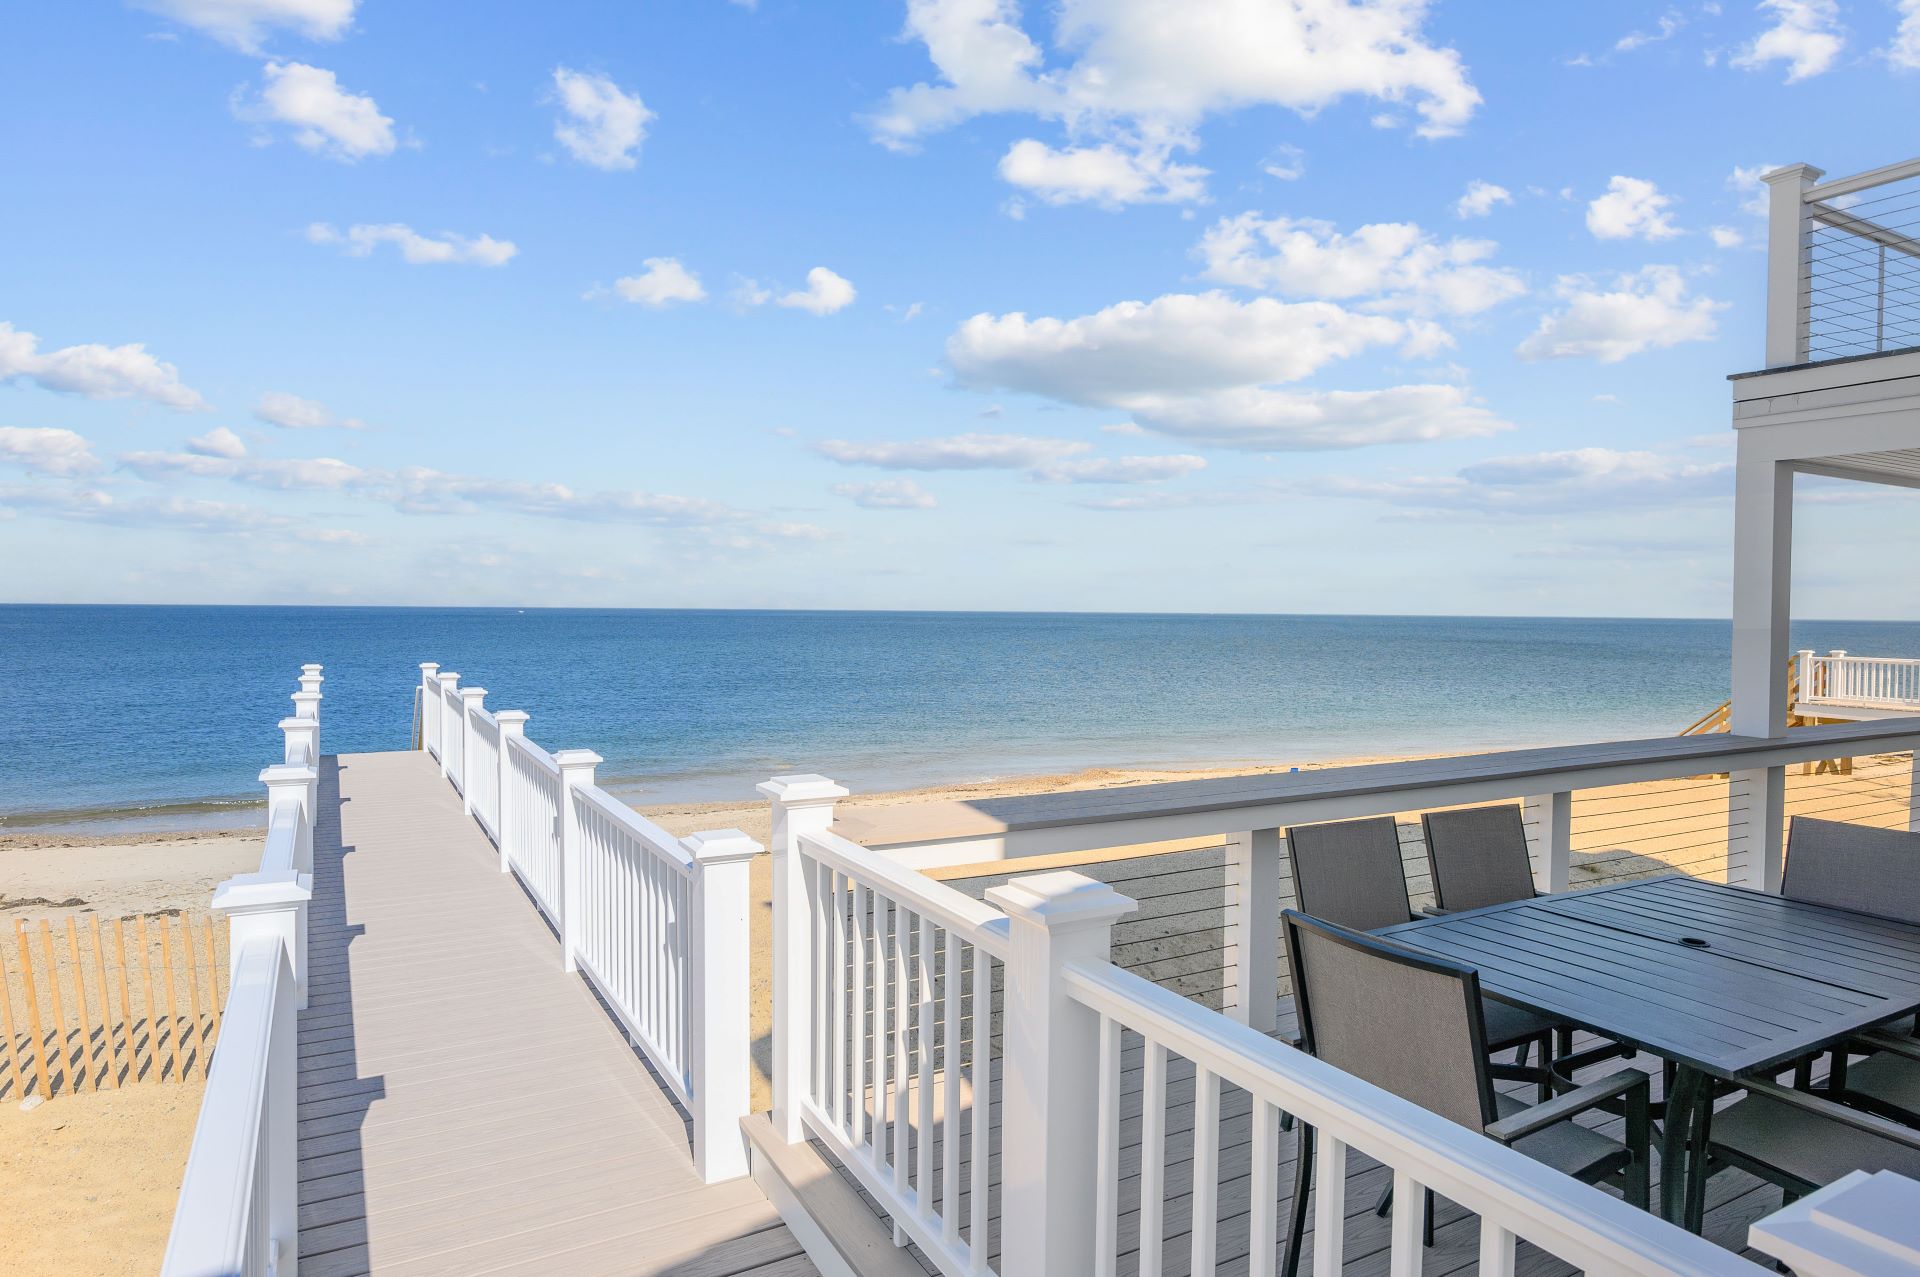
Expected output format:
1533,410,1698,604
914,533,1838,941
1803,172,1920,362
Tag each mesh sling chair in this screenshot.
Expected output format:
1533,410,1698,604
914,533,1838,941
1420,804,1541,915
1279,910,1650,1277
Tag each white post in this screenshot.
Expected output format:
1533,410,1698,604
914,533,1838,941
1908,753,1920,835
214,871,312,1011
1830,650,1850,701
418,662,439,752
459,687,487,815
298,663,323,699
496,711,528,873
986,871,1137,1277
1751,1169,1920,1277
758,773,848,1144
1797,649,1816,701
1729,445,1793,891
683,829,763,1184
555,749,602,974
291,689,321,727
262,764,317,875
1522,792,1572,893
1224,828,1280,1031
436,673,459,779
1762,162,1822,369
279,715,318,770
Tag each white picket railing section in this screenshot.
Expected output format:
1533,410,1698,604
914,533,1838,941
794,825,1008,1275
1802,651,1920,707
416,660,759,1183
164,666,319,1277
422,661,443,760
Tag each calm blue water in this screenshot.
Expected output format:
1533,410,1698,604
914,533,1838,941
5,605,1920,832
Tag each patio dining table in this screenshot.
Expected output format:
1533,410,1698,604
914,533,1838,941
1377,874,1920,1226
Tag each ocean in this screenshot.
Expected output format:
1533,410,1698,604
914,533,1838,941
5,605,1919,833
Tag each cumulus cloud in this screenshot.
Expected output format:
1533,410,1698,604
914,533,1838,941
1196,215,1525,316
187,426,248,458
0,321,208,411
869,0,1481,204
1615,10,1685,52
253,390,364,430
0,427,100,476
777,267,857,315
815,432,1089,471
551,68,653,170
1728,163,1781,218
1517,266,1725,363
1709,225,1745,248
1893,0,1920,68
1455,180,1512,219
946,292,1505,450
832,479,939,509
235,61,396,161
608,257,706,307
306,222,517,266
135,0,355,51
1733,0,1844,80
1032,454,1206,483
997,138,1208,208
1586,176,1681,241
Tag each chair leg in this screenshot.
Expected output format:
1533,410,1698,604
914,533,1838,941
1537,1033,1553,1103
1793,1057,1813,1091
1374,1183,1393,1218
1284,1125,1314,1277
1423,1187,1435,1248
1281,1110,1294,1133
1513,1039,1531,1070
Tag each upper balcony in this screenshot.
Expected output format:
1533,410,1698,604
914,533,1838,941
1762,157,1920,372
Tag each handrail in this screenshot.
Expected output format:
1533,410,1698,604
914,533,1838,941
256,804,302,876
1061,957,1762,1277
506,729,560,775
577,782,694,875
799,825,1010,956
161,937,295,1277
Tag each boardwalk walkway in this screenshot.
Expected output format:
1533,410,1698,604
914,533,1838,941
296,750,815,1277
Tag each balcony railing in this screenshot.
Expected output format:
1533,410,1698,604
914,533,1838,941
1767,156,1920,367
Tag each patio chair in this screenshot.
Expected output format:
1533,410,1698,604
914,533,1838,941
1280,910,1650,1277
1286,816,1565,1097
1420,803,1539,915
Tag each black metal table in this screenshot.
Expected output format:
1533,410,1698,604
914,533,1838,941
1379,875,1920,1226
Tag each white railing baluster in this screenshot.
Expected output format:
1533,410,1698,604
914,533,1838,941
1139,1040,1167,1277
1251,1097,1279,1277
943,927,963,1250
1479,1220,1517,1277
852,881,868,1150
917,912,935,1222
893,899,911,1236
1094,1014,1120,1274
1191,1065,1219,1277
968,938,991,1276
833,870,848,1133
1388,1169,1423,1277
1313,1133,1349,1277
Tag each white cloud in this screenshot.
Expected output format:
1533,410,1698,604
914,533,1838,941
869,0,1481,204
135,0,355,51
0,482,364,539
253,390,365,430
1032,454,1206,483
1586,176,1682,241
1893,0,1920,68
1709,225,1745,248
1517,266,1726,363
1615,10,1685,51
815,432,1089,470
611,257,706,307
1727,163,1782,218
1262,144,1305,181
947,292,1505,450
306,222,517,266
187,426,248,458
997,138,1208,208
551,68,653,171
1454,180,1512,219
0,427,100,476
777,267,857,315
832,479,939,509
0,321,208,411
236,61,396,161
1733,0,1844,80
1312,446,1732,515
1196,214,1525,316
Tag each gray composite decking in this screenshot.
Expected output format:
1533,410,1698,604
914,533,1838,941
297,750,815,1277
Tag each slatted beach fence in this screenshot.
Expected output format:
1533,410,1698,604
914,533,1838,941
1,909,227,1100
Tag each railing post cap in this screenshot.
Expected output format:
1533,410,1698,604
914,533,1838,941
554,748,603,768
292,690,322,706
279,715,314,731
260,763,318,785
1763,162,1824,186
437,671,460,684
495,709,529,726
460,686,488,701
683,828,764,865
987,870,1137,929
213,869,312,913
419,661,440,671
758,774,850,803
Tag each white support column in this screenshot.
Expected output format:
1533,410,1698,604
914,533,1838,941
262,762,318,877
1762,163,1822,369
436,673,459,779
1830,650,1850,701
1522,791,1572,893
1224,828,1280,1031
496,711,528,873
1796,649,1816,701
1730,766,1788,892
682,828,763,1184
757,773,848,1144
291,690,322,729
298,663,324,699
555,749,602,974
986,871,1137,1277
1728,445,1794,892
279,715,318,770
418,662,439,752
214,871,313,1011
459,687,487,815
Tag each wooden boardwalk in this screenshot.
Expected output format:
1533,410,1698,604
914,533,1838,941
297,751,815,1277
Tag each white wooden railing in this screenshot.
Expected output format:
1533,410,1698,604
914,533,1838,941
164,666,319,1277
1800,650,1920,708
416,661,759,1183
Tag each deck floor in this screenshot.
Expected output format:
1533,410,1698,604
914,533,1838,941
297,750,814,1277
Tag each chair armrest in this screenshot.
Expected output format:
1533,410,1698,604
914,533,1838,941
1416,905,1450,918
1856,1028,1920,1061
1486,1069,1648,1144
1743,1076,1920,1152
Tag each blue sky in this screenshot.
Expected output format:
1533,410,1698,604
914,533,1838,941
3,0,1919,616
